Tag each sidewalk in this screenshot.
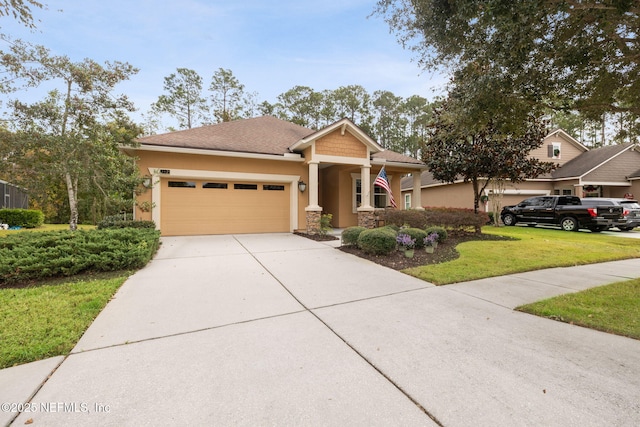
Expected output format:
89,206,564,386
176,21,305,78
1,234,639,426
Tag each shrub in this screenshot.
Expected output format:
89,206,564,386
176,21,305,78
400,227,428,248
424,207,489,232
424,226,448,243
0,209,45,228
319,213,333,236
341,226,366,246
97,213,155,230
383,209,430,229
98,219,156,230
0,228,161,285
382,208,489,232
357,227,397,255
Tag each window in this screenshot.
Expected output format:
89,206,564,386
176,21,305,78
548,142,561,159
203,182,228,189
263,185,285,191
373,185,388,208
168,181,195,188
404,193,411,210
353,175,391,211
234,183,258,190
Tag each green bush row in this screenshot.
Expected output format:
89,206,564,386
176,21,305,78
0,228,161,285
0,209,45,228
382,207,489,231
342,224,450,255
97,213,155,230
97,219,156,229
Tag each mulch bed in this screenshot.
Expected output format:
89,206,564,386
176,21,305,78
297,230,510,271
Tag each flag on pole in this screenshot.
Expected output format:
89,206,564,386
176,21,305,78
374,166,397,208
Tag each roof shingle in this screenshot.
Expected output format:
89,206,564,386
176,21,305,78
137,116,315,156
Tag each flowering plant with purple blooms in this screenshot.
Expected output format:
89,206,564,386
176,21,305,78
396,233,416,250
424,232,438,246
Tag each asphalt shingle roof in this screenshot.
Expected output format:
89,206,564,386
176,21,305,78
137,116,315,156
552,142,633,179
137,116,423,165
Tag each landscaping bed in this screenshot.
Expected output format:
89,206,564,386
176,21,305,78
338,230,511,270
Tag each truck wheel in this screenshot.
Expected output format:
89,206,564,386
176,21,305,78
561,217,579,232
502,213,516,226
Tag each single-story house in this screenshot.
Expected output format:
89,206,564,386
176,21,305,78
401,129,640,211
0,179,28,209
123,116,426,236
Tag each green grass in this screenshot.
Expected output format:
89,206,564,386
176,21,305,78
0,272,129,369
403,226,640,285
517,279,640,340
0,223,95,236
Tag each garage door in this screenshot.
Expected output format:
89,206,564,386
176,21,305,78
160,179,290,236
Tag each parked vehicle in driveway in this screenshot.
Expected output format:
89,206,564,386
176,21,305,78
500,195,623,232
580,198,640,231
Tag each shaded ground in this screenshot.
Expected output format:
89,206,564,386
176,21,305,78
299,231,511,271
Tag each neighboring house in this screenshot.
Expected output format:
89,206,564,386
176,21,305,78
0,179,28,209
401,129,640,211
123,116,426,236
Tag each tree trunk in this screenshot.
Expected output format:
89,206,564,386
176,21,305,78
65,172,79,231
471,178,482,233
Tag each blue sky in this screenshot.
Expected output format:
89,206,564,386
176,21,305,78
0,0,447,121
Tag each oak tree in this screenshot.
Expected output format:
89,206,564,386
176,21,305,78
376,0,640,133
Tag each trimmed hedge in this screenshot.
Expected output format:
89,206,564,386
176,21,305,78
0,209,45,228
97,213,154,230
97,219,156,229
357,227,397,255
341,226,366,246
0,228,161,285
383,208,489,232
425,226,448,243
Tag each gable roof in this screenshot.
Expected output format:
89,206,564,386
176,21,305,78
552,142,635,179
136,116,423,166
544,128,589,152
289,118,384,153
137,116,314,156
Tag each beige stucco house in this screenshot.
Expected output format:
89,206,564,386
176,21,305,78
401,129,640,211
123,116,426,236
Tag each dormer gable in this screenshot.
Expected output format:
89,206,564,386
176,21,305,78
289,118,383,164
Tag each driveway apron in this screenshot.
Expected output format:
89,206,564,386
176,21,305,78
4,234,640,426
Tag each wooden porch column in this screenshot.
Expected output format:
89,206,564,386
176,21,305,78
412,172,424,210
306,161,321,210
357,165,375,228
358,165,372,209
305,161,322,234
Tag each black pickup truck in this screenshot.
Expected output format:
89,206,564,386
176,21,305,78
500,195,623,232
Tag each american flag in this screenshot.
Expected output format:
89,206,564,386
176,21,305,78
374,166,397,208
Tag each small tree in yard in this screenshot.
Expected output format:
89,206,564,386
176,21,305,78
423,100,556,231
0,39,140,231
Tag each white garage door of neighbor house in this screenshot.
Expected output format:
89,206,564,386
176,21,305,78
160,179,290,236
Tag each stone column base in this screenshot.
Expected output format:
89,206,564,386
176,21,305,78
357,210,376,229
306,210,322,235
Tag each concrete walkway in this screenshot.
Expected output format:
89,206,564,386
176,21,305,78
2,234,640,426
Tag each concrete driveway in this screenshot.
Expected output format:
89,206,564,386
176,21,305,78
2,234,640,426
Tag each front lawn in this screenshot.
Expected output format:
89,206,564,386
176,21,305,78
0,272,129,369
517,278,640,340
0,225,160,369
403,226,640,285
0,224,95,236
